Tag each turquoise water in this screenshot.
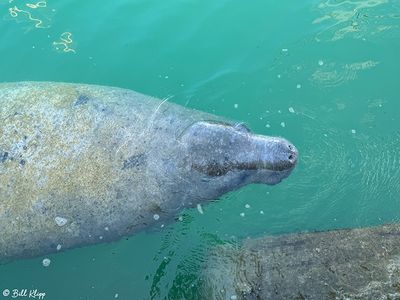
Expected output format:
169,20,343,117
1,0,400,299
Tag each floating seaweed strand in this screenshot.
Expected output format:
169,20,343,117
26,1,47,9
53,32,76,53
8,5,47,28
6,1,77,54
8,0,48,28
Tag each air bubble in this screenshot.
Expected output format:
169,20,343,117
197,204,204,214
42,258,51,267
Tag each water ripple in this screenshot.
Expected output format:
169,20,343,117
310,60,379,88
358,133,400,207
313,0,399,41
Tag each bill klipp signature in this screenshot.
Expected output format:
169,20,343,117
2,289,46,299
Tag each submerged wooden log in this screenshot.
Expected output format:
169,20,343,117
202,224,400,300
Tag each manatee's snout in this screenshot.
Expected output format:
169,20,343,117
238,134,298,185
256,136,298,172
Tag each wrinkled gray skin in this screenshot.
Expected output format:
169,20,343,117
203,224,400,300
0,82,297,262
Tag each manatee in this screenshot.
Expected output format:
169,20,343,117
202,224,400,300
0,82,298,261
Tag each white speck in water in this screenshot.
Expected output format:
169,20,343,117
160,224,164,228
231,295,238,300
278,110,282,114
280,122,286,128
282,48,288,52
296,84,302,89
277,74,281,78
104,226,109,231
318,60,324,66
153,214,160,221
114,293,119,299
323,133,328,137
265,124,271,128
245,204,250,209
164,75,169,79
178,216,183,221
42,258,51,267
351,129,356,134
260,210,264,214
288,107,295,113
55,216,67,227
32,45,35,49
240,212,245,217
56,244,62,251
99,236,103,240
197,204,204,215
234,103,239,109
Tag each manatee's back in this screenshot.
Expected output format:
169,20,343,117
0,82,203,260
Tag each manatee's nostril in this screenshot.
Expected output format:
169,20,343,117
288,154,293,160
288,144,293,150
